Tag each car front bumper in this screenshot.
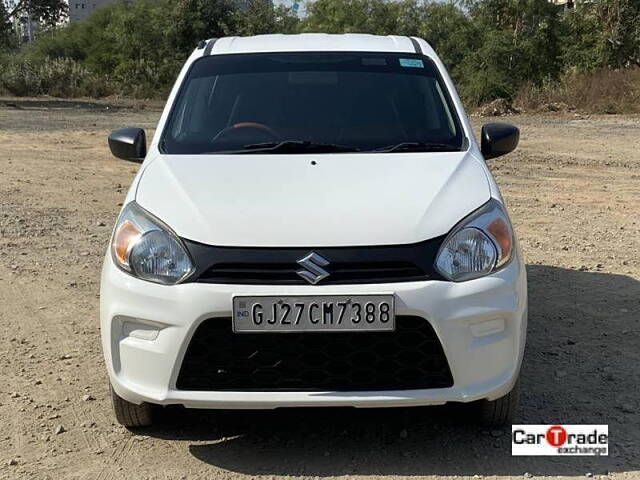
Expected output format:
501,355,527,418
100,252,527,409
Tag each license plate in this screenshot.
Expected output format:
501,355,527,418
232,295,395,333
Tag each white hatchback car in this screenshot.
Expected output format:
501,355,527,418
102,33,527,428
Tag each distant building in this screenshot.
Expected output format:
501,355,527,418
68,0,120,22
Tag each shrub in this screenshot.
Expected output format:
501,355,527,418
0,57,42,96
0,56,112,97
1,0,638,110
112,58,181,98
514,68,640,114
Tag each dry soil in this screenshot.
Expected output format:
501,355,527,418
0,98,639,480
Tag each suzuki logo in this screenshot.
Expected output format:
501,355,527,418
296,252,330,285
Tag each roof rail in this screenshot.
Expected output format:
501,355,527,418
409,37,423,55
196,38,219,55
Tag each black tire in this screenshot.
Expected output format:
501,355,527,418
110,385,153,428
477,380,520,427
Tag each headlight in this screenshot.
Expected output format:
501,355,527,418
111,202,194,285
435,199,514,282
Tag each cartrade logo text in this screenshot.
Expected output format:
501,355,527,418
512,425,608,456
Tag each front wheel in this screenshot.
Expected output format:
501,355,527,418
110,385,153,428
476,380,520,427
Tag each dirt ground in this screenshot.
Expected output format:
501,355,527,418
0,98,638,480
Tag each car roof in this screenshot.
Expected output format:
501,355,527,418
207,34,437,57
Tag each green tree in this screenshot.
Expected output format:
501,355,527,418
563,0,640,70
234,0,300,36
274,4,302,34
28,0,182,96
169,0,236,52
13,0,636,105
0,2,14,50
460,0,564,103
302,0,408,35
415,2,480,83
6,0,67,27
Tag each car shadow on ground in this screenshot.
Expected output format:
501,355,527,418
142,265,639,477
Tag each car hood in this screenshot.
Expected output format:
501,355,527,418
135,152,490,247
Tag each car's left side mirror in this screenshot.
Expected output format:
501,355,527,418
481,123,519,160
108,127,146,162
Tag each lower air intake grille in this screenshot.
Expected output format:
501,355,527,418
176,316,453,391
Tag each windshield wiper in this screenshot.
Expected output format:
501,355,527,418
209,140,361,154
372,142,460,153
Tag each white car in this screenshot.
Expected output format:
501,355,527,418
101,33,527,428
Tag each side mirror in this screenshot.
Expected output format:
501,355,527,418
108,128,146,162
481,123,519,160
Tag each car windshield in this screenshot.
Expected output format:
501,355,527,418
161,52,465,154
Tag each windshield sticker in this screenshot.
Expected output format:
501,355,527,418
399,58,424,68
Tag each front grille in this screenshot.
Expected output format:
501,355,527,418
199,261,425,284
176,316,453,391
182,237,446,285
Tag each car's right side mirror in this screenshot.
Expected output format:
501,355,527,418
108,127,147,162
481,123,519,160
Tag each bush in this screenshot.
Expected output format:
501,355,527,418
111,58,182,98
1,0,638,110
303,0,408,35
0,56,111,97
514,68,640,114
12,0,299,98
